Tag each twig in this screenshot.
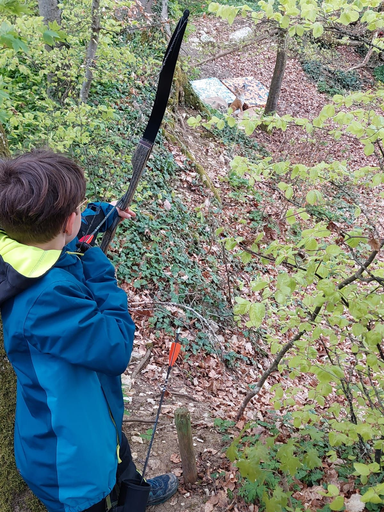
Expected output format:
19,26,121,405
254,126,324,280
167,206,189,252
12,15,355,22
123,417,157,423
129,300,226,355
224,499,236,511
237,243,383,419
377,343,384,362
239,242,349,306
357,370,379,413
221,242,233,306
194,28,279,67
337,243,384,289
132,346,153,379
366,368,384,415
347,39,376,71
326,24,384,52
168,391,200,402
239,242,307,272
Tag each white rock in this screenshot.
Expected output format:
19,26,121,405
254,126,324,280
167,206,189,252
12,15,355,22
229,26,253,42
200,33,215,44
188,36,200,48
121,374,132,390
204,96,228,111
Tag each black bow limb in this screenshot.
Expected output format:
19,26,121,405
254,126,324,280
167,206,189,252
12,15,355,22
99,10,190,255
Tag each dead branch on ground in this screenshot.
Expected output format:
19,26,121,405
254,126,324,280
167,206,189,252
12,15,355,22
194,26,279,67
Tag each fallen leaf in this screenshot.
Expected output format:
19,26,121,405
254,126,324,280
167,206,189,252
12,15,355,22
368,236,381,252
170,453,182,464
345,493,365,512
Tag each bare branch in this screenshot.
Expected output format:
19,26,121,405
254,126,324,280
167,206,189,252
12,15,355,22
237,240,384,419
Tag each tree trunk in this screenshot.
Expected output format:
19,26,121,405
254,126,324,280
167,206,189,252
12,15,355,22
38,0,62,101
263,28,288,115
37,0,61,25
80,0,101,104
0,124,10,158
161,0,171,38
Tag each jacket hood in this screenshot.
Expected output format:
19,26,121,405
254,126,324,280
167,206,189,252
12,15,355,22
0,230,62,307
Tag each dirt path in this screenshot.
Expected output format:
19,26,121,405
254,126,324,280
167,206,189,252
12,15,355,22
123,353,246,511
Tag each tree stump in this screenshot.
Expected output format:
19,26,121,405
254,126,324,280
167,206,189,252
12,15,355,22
174,407,197,484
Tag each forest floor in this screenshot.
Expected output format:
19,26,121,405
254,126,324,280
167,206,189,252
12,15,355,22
121,13,381,512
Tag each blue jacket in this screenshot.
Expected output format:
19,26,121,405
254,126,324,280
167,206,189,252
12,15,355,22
0,204,135,512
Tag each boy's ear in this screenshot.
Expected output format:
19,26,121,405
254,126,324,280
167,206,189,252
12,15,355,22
64,212,77,235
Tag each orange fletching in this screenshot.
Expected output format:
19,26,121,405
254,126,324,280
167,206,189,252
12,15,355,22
168,342,181,367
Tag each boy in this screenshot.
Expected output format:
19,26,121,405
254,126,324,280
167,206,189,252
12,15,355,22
0,150,178,512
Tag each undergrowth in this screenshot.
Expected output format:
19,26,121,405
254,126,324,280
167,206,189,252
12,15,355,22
73,75,237,355
302,59,361,95
223,413,384,512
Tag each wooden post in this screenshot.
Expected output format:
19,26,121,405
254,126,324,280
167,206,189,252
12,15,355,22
174,407,197,484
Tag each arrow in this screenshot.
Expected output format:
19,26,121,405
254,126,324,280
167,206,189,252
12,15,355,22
141,329,182,483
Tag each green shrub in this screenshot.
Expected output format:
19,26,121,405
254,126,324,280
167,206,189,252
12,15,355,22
302,59,361,95
374,65,384,83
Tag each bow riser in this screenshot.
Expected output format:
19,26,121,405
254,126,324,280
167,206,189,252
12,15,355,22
100,138,153,253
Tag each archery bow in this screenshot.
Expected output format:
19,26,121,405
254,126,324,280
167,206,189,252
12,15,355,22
98,10,189,254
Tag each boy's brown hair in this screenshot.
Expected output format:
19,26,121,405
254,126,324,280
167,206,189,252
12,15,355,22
0,149,86,244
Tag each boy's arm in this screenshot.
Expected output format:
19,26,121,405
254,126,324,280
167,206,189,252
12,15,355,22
80,246,128,310
24,270,135,375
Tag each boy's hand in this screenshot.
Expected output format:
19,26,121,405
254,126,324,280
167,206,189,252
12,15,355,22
110,201,136,220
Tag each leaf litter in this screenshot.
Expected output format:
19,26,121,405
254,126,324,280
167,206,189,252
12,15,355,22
120,12,383,512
